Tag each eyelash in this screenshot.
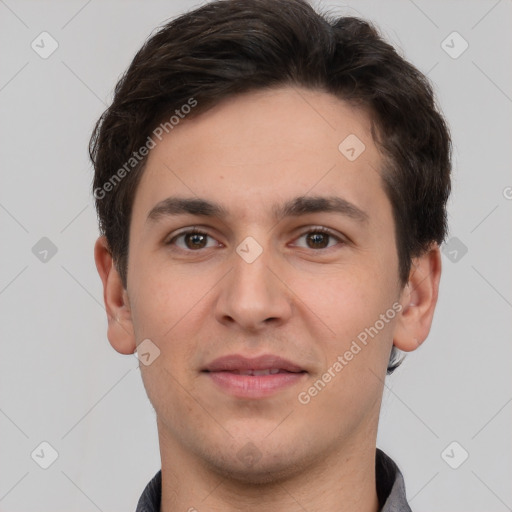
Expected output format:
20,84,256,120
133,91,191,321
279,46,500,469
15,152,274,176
166,226,345,252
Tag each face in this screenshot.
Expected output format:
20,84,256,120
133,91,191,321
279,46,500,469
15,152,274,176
107,86,412,481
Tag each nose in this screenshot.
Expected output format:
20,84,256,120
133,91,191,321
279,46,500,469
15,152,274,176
214,241,293,333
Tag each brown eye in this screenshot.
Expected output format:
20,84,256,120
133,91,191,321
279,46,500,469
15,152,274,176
184,232,208,249
293,227,344,251
167,229,218,251
305,232,330,249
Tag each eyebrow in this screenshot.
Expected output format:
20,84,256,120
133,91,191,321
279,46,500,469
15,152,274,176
146,195,369,225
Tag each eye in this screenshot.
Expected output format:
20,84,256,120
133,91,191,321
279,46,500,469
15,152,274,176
292,227,344,250
166,226,345,252
166,228,220,251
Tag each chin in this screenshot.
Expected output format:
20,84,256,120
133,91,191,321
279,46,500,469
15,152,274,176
197,438,315,485
205,454,304,485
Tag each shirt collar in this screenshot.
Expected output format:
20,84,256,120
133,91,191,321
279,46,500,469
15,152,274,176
136,448,411,512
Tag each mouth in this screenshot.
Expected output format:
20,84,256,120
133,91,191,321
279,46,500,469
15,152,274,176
202,354,307,399
216,368,298,375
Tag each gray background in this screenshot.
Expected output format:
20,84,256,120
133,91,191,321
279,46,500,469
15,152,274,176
1,0,511,511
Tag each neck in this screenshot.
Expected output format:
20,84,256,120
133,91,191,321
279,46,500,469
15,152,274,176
158,422,380,512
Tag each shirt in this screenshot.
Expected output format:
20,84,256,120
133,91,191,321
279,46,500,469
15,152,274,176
136,448,412,512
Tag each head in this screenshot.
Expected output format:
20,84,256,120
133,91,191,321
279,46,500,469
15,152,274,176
92,0,450,483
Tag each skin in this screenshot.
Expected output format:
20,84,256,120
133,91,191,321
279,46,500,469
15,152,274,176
95,86,441,512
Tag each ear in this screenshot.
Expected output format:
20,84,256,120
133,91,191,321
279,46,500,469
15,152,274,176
94,235,136,355
393,243,442,352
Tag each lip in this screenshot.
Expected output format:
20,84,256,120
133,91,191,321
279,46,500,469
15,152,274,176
203,354,305,373
202,354,307,399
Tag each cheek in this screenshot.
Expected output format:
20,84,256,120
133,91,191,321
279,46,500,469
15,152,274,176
129,264,207,376
133,280,204,427
128,263,210,341
295,270,397,425
139,362,207,439
297,260,394,327
289,256,399,379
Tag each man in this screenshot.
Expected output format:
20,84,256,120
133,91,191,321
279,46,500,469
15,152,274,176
91,0,451,510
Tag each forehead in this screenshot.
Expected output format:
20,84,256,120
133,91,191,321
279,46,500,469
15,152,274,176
131,86,388,227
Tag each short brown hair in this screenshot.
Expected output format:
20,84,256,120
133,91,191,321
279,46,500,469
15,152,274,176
90,0,451,373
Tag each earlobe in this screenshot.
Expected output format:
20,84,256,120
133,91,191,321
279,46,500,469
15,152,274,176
94,236,136,355
393,244,442,352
